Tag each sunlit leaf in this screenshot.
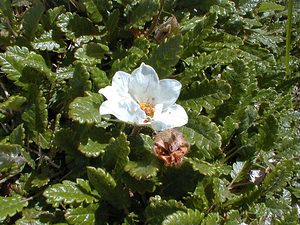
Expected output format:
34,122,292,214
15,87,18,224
65,204,99,225
32,30,61,51
257,2,285,12
162,209,203,225
0,195,28,222
69,92,103,125
43,180,97,207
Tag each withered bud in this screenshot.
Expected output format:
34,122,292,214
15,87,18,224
154,15,180,43
153,129,190,167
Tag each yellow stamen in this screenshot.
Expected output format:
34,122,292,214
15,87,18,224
140,102,155,120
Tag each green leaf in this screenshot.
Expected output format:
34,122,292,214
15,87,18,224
23,2,45,39
9,124,25,146
111,37,150,73
42,5,65,30
180,79,231,111
182,13,218,56
128,0,160,28
257,2,285,12
0,95,26,112
74,42,109,65
0,144,25,173
145,196,187,225
147,35,183,78
65,204,99,225
162,209,203,225
213,178,231,204
102,132,130,173
0,0,13,20
69,92,103,125
184,182,209,211
31,170,50,188
201,213,220,225
22,87,48,134
122,172,158,194
69,64,92,98
188,158,231,176
230,161,250,184
179,114,222,159
79,138,107,157
43,180,97,207
87,166,130,209
124,160,159,180
106,9,120,38
82,0,102,23
0,46,53,86
262,160,296,195
89,67,109,90
57,12,99,40
0,195,28,222
86,166,116,196
256,115,278,152
32,30,61,51
201,33,243,50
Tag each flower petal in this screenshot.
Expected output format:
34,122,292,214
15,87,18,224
99,71,131,100
151,104,188,131
98,86,119,100
100,98,146,124
112,71,130,92
154,79,182,108
128,63,159,103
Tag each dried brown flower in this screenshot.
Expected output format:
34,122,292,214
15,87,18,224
153,129,190,167
154,15,180,43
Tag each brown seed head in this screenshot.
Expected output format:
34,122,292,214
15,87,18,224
153,129,190,167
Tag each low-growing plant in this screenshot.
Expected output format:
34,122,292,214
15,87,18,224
0,0,299,224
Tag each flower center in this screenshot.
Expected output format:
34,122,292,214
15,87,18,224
140,102,155,120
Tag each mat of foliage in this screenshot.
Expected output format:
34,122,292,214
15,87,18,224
1,0,300,224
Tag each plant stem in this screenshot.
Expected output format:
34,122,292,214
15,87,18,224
285,0,294,79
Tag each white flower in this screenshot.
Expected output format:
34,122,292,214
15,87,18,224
99,63,188,131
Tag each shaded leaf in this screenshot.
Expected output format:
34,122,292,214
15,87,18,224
9,124,25,146
69,64,92,98
147,35,183,78
22,87,48,134
128,0,160,28
23,2,45,39
102,132,130,173
112,37,150,73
